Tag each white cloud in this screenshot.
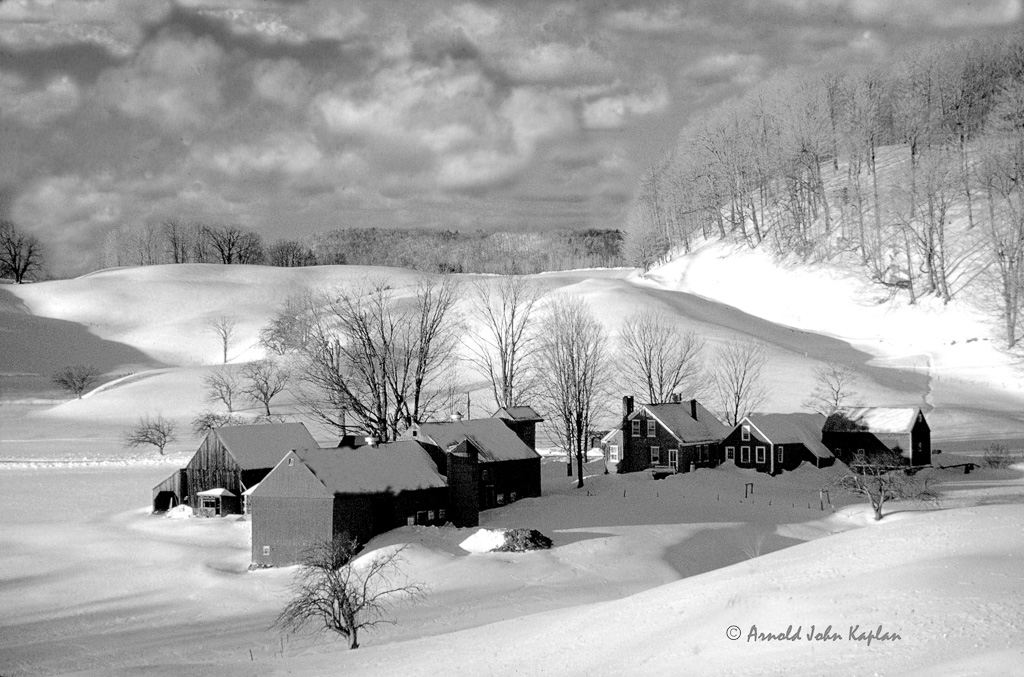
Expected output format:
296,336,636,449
685,52,766,86
96,32,226,129
582,81,669,130
0,71,81,127
0,0,170,56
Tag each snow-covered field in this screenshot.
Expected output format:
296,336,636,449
2,247,1024,675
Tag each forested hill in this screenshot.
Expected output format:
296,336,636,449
625,31,1024,349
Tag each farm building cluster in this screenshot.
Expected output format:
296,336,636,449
152,396,929,567
152,408,544,567
601,396,931,476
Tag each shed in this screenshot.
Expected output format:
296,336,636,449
823,407,931,466
196,488,239,517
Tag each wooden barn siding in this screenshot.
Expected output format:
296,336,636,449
152,468,187,511
448,453,480,527
252,496,333,567
186,435,246,509
486,457,542,500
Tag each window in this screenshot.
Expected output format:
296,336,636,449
725,446,735,461
287,457,294,466
407,516,415,526
609,444,619,462
482,468,491,481
647,419,656,437
669,447,678,466
651,446,660,464
509,492,516,502
740,446,750,463
756,446,766,463
776,445,784,463
438,508,446,521
416,510,428,525
428,510,435,520
262,545,270,557
741,425,751,441
497,493,505,505
631,419,641,437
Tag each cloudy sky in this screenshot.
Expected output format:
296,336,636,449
1,0,1021,276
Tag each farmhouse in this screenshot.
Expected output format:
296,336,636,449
250,441,448,568
720,413,833,474
151,422,320,513
823,407,931,466
405,415,542,527
603,396,730,474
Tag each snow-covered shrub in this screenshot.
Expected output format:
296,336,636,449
983,444,1016,468
495,528,553,552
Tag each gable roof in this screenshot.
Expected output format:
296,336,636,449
492,406,544,423
826,407,924,434
632,401,730,443
742,413,832,460
214,422,320,470
291,441,448,495
411,418,540,463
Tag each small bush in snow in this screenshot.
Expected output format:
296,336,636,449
495,528,553,552
983,444,1017,468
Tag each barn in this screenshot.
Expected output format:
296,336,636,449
491,405,544,450
823,407,931,466
250,440,448,568
405,416,542,527
720,414,833,474
151,422,320,514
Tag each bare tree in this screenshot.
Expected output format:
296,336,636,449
123,414,177,455
203,225,264,264
206,315,238,364
291,277,461,440
260,292,315,356
52,365,101,399
0,220,43,283
536,295,610,487
465,276,543,410
190,411,249,437
241,359,290,416
831,450,936,520
267,238,317,267
203,366,241,412
711,339,768,426
803,361,859,415
618,308,705,403
275,536,425,650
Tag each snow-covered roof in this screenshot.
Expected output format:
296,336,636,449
196,487,236,497
294,441,448,495
634,401,730,442
214,422,320,470
743,413,832,460
411,418,540,463
828,407,923,434
492,406,544,423
241,483,260,496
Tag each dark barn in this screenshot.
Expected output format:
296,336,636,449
823,407,931,466
606,397,730,474
407,416,542,527
720,414,833,474
250,441,448,568
151,422,319,514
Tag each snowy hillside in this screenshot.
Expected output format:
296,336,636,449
2,254,1024,676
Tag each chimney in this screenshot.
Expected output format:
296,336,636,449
690,399,698,421
450,412,464,422
622,396,634,419
672,393,681,404
365,435,378,448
